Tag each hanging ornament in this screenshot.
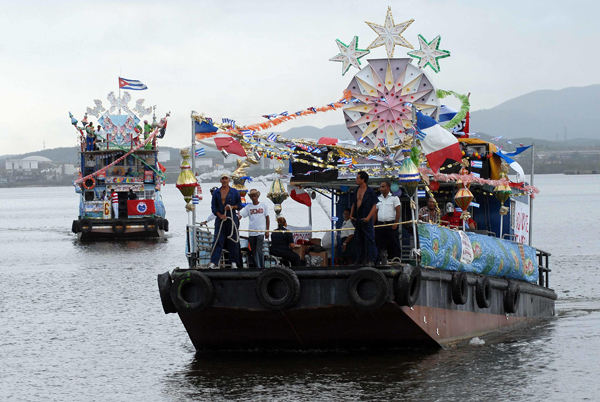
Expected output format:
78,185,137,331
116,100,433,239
81,113,89,126
429,181,440,191
329,36,370,76
398,151,420,198
494,162,512,213
69,112,78,126
454,187,474,220
407,34,451,73
175,149,199,205
267,167,289,216
365,6,414,57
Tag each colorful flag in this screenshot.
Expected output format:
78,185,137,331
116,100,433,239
501,145,531,157
471,160,483,168
195,147,205,157
118,77,148,90
506,140,513,144
415,111,462,173
158,162,166,173
417,190,426,198
199,134,247,157
491,135,503,141
194,120,218,140
127,199,156,216
267,133,278,142
495,152,525,182
288,185,312,207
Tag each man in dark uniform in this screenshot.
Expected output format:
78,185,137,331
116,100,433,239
209,173,242,268
349,171,378,265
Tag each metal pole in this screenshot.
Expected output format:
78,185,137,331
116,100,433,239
411,104,419,256
331,190,335,266
308,203,312,227
191,111,197,225
529,143,535,245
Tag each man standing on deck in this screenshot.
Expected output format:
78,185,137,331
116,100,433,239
209,173,242,269
239,189,270,268
375,180,401,264
349,171,378,265
110,188,119,219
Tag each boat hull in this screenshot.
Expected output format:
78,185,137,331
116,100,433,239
162,266,556,350
73,218,167,240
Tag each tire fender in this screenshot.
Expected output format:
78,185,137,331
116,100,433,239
144,218,158,232
504,281,521,314
112,220,126,234
395,264,421,307
348,267,390,310
170,271,214,313
157,272,177,314
475,277,492,309
451,272,468,305
79,219,93,234
256,267,301,310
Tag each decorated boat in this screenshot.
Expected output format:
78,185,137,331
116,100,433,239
158,8,555,350
70,83,169,240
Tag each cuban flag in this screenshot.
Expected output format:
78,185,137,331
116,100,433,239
288,185,312,207
471,160,483,168
194,120,218,140
195,147,205,157
415,111,462,173
118,77,148,90
491,135,503,141
267,133,278,142
127,199,156,216
502,145,531,157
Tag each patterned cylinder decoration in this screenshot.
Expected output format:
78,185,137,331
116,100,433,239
398,154,420,198
454,187,473,212
176,149,199,203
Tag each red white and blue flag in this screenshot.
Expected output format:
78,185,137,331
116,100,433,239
288,185,312,207
415,111,462,173
127,199,156,216
118,77,148,91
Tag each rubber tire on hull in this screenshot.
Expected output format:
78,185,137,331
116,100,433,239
72,220,79,234
395,264,421,307
475,277,492,309
504,281,521,314
112,220,126,234
256,267,301,311
157,271,177,314
163,219,169,232
156,218,164,231
451,272,468,305
170,271,214,313
348,267,389,311
144,218,157,232
79,219,93,234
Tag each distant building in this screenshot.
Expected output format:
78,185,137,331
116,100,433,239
158,151,170,162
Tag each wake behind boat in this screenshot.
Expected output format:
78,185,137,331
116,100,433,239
70,85,169,240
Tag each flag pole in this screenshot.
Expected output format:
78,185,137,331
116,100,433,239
529,143,535,245
191,111,197,225
411,104,419,259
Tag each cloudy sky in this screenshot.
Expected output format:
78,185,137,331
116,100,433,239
1,0,597,155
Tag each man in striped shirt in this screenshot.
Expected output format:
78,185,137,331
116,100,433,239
111,189,119,219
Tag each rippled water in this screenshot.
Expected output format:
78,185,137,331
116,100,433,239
1,174,599,401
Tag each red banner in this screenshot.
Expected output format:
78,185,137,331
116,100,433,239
127,199,156,216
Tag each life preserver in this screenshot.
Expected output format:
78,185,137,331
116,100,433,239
395,265,421,307
157,271,177,314
504,282,521,314
170,270,214,312
348,267,389,310
82,177,96,190
256,267,300,310
112,220,126,234
144,218,157,232
451,272,468,305
79,219,93,234
476,277,492,309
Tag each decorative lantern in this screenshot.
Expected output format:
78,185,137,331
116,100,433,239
454,187,474,221
232,159,251,205
69,112,78,126
175,149,199,205
398,150,420,198
494,162,512,214
267,167,288,216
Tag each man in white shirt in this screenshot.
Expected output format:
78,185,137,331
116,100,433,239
240,189,270,268
375,180,401,263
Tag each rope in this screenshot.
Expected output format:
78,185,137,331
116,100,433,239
209,206,240,259
202,219,418,234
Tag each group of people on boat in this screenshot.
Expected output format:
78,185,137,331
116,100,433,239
83,119,157,151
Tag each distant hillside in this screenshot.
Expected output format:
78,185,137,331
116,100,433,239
470,85,600,140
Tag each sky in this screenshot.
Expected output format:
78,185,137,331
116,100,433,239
1,0,598,155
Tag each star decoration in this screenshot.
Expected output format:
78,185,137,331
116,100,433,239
365,6,414,58
329,36,370,76
408,34,451,73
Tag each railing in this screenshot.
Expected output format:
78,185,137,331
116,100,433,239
536,248,552,288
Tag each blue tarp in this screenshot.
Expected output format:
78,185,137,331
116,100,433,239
418,223,539,283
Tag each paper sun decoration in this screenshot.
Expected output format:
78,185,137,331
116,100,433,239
342,58,440,147
407,34,451,73
365,6,414,58
329,36,370,76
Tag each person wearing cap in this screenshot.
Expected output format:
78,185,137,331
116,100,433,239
239,189,270,268
209,173,242,269
441,202,477,229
